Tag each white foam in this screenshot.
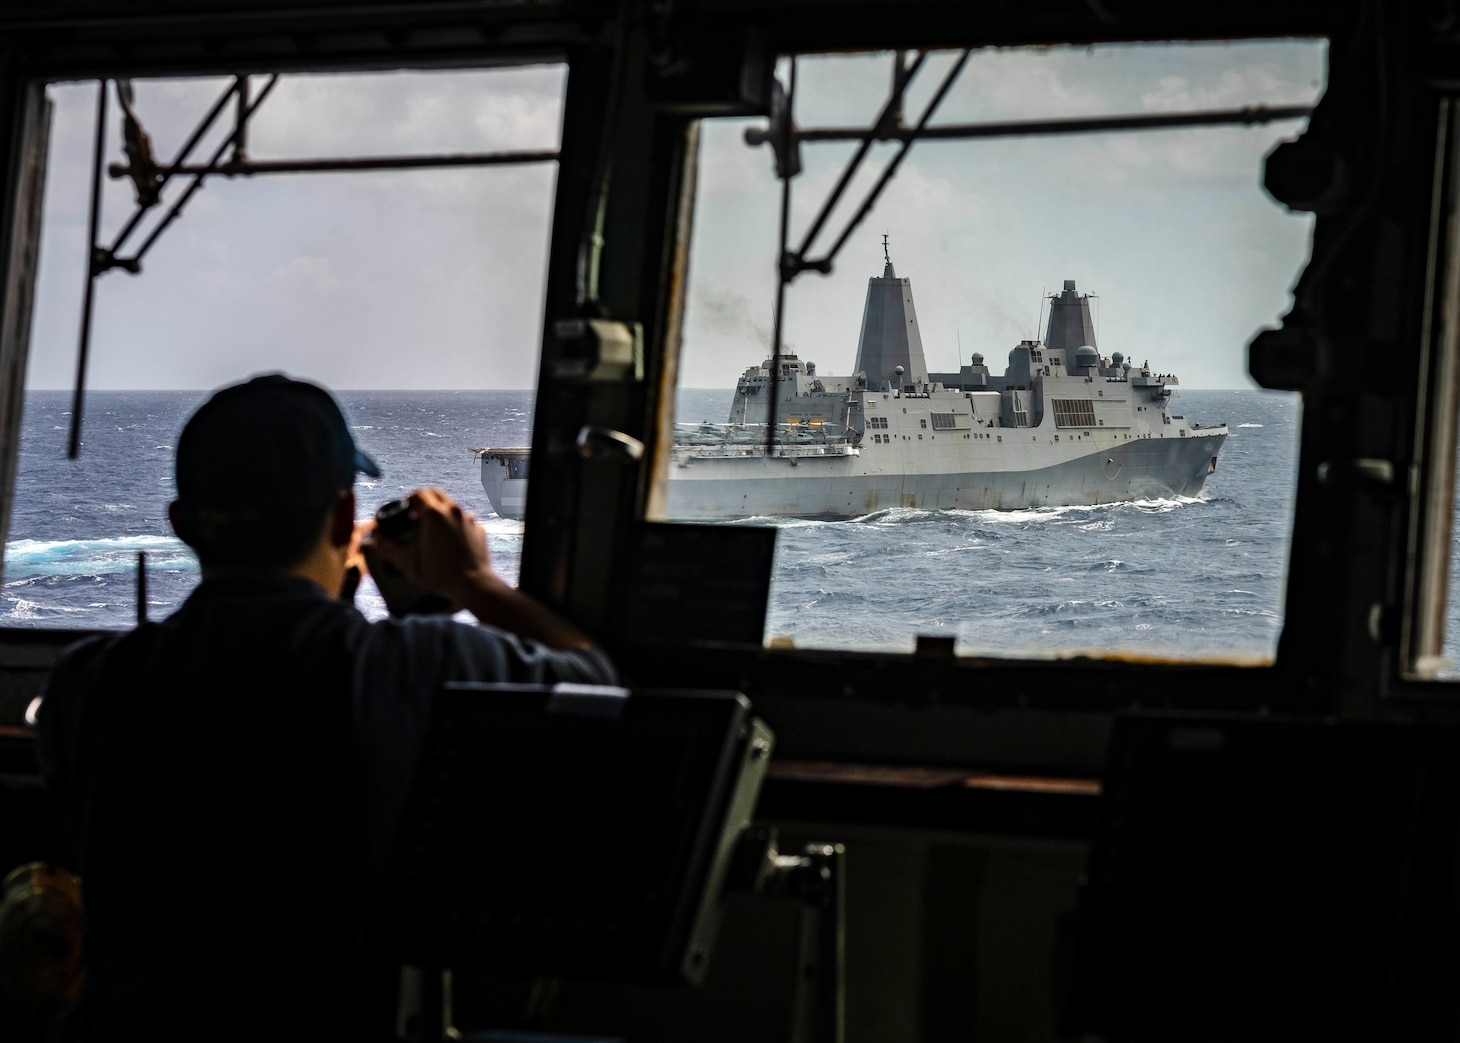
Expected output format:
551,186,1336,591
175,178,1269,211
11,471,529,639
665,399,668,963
4,534,195,577
6,597,38,619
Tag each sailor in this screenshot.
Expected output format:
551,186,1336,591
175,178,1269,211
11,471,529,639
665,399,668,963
34,374,615,1041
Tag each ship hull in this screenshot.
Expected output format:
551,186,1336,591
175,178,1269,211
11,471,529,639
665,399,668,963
478,431,1228,522
663,432,1225,520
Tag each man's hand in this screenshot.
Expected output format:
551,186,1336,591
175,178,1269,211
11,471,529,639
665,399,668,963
339,519,373,600
369,488,501,603
367,487,595,651
347,519,373,572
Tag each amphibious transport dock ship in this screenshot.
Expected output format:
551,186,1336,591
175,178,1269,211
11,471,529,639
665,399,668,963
476,260,1227,521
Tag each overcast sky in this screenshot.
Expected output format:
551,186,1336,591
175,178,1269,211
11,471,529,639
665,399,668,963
26,40,1324,392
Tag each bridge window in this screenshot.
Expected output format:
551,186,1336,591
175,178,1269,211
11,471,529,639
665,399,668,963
8,67,565,628
663,40,1319,661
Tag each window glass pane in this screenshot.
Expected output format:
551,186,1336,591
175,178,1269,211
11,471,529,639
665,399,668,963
8,69,560,628
1440,462,1460,676
668,42,1319,659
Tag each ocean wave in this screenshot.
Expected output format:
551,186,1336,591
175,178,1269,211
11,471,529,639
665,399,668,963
946,505,1095,525
1124,496,1207,513
780,553,855,573
1237,423,1264,428
851,508,924,524
4,596,45,620
1217,606,1282,619
725,515,822,528
2,594,99,620
5,535,194,577
700,494,1209,527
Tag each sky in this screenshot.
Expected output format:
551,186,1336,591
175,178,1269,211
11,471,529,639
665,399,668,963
29,67,565,391
25,39,1325,392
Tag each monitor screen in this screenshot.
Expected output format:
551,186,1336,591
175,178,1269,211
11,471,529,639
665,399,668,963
374,684,769,985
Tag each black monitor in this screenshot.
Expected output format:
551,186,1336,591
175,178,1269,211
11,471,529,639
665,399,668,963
373,684,771,985
1066,713,1460,1041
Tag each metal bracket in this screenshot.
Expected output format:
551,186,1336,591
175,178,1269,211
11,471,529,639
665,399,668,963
729,826,846,1043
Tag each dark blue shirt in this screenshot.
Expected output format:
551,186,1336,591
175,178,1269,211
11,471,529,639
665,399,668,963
35,575,616,1040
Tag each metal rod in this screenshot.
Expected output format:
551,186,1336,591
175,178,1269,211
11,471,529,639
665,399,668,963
68,80,108,459
791,103,1314,145
793,52,927,262
106,78,240,257
105,78,237,260
766,58,797,454
136,551,147,626
233,75,249,164
817,51,972,272
110,149,561,178
125,74,280,269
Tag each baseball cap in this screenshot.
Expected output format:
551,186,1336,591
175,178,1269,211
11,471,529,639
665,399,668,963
174,374,380,518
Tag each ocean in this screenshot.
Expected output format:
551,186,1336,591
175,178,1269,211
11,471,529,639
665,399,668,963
0,386,1401,664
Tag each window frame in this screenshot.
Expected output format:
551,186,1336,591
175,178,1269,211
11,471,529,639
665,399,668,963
0,4,1454,786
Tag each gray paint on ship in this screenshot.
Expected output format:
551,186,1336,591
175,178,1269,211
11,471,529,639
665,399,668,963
1044,279,1099,351
663,434,1223,520
853,261,930,388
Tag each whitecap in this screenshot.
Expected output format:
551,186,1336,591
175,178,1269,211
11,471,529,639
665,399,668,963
954,505,1090,524
728,515,823,528
4,535,195,577
1125,496,1205,513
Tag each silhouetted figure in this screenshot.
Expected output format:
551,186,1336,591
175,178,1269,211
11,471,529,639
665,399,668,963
36,374,614,1041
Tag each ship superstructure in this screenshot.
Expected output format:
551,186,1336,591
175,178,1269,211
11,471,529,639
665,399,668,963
477,262,1227,521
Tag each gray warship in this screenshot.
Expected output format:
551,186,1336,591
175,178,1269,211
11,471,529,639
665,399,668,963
476,256,1228,520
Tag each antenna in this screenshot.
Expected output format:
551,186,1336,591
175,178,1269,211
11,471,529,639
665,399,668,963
1036,288,1046,343
882,233,890,266
136,551,147,626
957,329,962,370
